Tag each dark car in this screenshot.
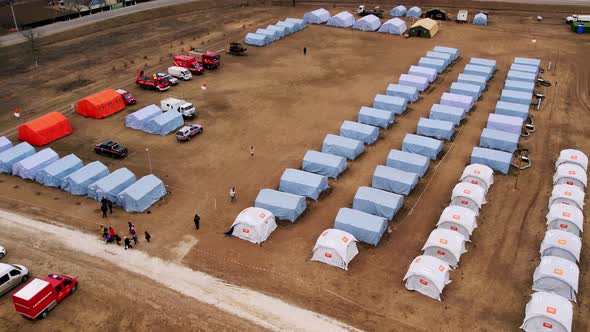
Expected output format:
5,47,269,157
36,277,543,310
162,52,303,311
175,124,203,141
94,141,128,158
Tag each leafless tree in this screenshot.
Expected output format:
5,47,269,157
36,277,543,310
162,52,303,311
22,29,42,68
65,0,90,17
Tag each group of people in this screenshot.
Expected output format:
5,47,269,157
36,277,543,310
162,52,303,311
100,197,114,218
100,222,151,250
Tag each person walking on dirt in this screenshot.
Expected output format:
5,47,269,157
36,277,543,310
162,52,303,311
145,231,151,243
132,232,139,245
102,227,108,240
107,199,113,214
114,234,121,246
250,145,254,157
100,224,105,235
109,226,115,238
124,237,133,250
230,187,236,203
128,222,135,234
194,213,200,230
303,47,307,56
101,197,107,206
101,203,108,218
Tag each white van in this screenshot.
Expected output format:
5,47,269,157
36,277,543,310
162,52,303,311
161,97,197,119
167,66,192,81
0,263,29,296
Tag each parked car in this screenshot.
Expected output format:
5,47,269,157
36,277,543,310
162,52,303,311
176,124,203,141
115,89,136,105
0,245,5,258
12,273,78,320
94,141,128,159
156,73,179,86
0,263,29,296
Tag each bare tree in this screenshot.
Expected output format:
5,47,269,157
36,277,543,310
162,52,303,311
65,0,90,17
22,29,42,68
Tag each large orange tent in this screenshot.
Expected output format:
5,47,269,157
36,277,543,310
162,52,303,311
18,112,73,146
76,89,125,119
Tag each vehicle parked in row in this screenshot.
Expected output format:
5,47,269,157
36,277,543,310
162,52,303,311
161,97,197,119
156,73,178,86
115,89,136,105
0,245,5,259
12,273,78,320
135,71,171,92
227,42,247,56
176,124,203,141
188,48,221,69
172,55,205,75
167,66,192,80
0,263,29,296
94,141,128,159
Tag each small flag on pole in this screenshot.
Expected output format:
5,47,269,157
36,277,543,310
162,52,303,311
14,108,20,118
201,83,207,91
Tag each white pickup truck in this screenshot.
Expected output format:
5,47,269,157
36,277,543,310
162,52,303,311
566,15,590,24
161,97,197,119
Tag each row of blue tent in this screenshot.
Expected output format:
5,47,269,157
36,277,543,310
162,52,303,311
125,104,184,136
471,57,540,174
390,5,422,18
0,137,166,213
308,8,409,35
245,18,306,47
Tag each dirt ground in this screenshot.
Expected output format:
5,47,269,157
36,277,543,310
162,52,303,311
0,1,590,331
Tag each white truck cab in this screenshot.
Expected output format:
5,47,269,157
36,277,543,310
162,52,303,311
167,66,192,81
161,97,197,118
566,15,590,24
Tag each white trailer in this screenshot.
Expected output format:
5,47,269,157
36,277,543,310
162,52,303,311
167,66,192,81
566,15,590,24
161,97,197,118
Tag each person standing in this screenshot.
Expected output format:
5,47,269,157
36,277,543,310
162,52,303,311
303,46,307,56
132,232,139,245
250,145,254,157
109,226,115,238
114,234,121,246
101,204,108,218
194,213,200,230
230,187,236,203
145,231,151,242
101,197,108,206
107,199,113,214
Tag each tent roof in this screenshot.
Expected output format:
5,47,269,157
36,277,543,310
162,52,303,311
488,113,524,127
334,207,387,245
422,228,467,261
409,65,437,75
245,33,267,41
433,46,459,56
0,142,35,164
507,70,536,81
79,89,121,106
383,17,405,26
451,182,486,208
231,207,275,229
374,94,406,106
323,134,363,150
303,150,346,168
556,149,588,171
522,292,572,332
130,104,161,121
501,89,532,101
67,161,108,183
549,184,585,209
510,63,538,74
411,18,436,30
256,189,306,211
281,168,327,188
419,57,445,67
465,63,493,75
354,186,403,213
534,256,579,292
541,230,582,262
374,165,419,186
119,174,163,200
470,57,496,68
403,133,443,151
388,149,429,168
436,205,478,233
403,255,451,293
460,163,494,188
400,74,429,85
313,228,358,261
418,117,454,132
441,92,474,104
89,167,135,193
39,154,82,177
14,148,58,171
546,203,584,232
514,57,541,67
341,120,378,136
333,11,353,19
554,163,587,186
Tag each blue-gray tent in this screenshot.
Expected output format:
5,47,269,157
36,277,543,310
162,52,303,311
514,57,541,68
276,21,297,34
464,64,493,80
125,104,161,131
450,82,481,99
418,57,446,74
0,136,12,153
472,13,488,25
390,5,407,17
117,174,167,212
417,118,454,141
303,8,330,24
457,73,486,91
285,17,306,30
471,147,513,175
433,46,460,61
386,84,419,103
353,186,404,220
144,111,184,136
426,51,452,67
409,65,437,83
399,74,429,92
500,89,533,106
334,208,387,246
429,104,465,126
406,6,422,18
378,18,407,35
301,150,347,179
495,100,529,120
278,168,329,201
339,120,379,144
352,14,382,31
12,148,59,180
510,63,538,74
372,165,419,196
358,106,394,128
469,57,496,71
254,189,306,222
479,128,519,153
440,92,475,112
322,134,364,160
87,168,137,202
506,70,536,83
256,28,280,42
245,33,270,46
62,161,109,195
487,113,524,134
267,24,288,38
0,142,35,174
327,11,355,28
402,134,443,160
386,149,430,177
504,80,534,94
35,154,83,188
373,94,407,115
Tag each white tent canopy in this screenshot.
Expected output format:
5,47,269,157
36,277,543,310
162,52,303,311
304,8,330,24
378,18,407,35
540,230,582,263
352,14,382,31
553,163,587,189
311,228,359,271
230,207,277,244
556,149,588,171
521,292,572,332
436,206,478,241
326,11,354,28
422,228,467,268
450,182,486,213
403,255,451,301
460,163,494,192
546,203,584,236
532,256,579,302
548,184,585,211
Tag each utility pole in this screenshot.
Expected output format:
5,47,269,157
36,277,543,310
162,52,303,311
9,0,19,32
146,148,153,173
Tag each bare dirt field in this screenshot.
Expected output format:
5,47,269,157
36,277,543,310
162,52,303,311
0,1,590,331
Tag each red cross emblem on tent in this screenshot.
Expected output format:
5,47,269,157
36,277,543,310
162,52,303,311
258,213,266,219
546,307,557,315
568,170,576,175
563,212,571,218
553,268,563,276
341,236,349,243
452,214,460,220
564,191,572,196
474,170,480,174
571,155,578,160
439,238,448,244
558,239,567,245
463,189,471,194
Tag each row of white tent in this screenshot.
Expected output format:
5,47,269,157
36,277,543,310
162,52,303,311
125,104,184,136
0,137,166,213
245,18,306,47
404,163,494,301
325,11,409,35
470,57,540,174
520,149,587,332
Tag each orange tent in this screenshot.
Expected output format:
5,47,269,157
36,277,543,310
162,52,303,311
76,89,125,119
18,112,73,146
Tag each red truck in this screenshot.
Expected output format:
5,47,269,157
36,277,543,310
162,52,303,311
12,274,78,320
135,71,171,92
188,48,221,69
173,55,205,75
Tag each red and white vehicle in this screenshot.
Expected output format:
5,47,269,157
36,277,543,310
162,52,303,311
135,71,171,92
12,274,78,320
115,89,136,105
172,55,205,75
175,124,203,141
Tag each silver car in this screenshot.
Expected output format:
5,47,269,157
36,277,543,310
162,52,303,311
0,245,5,258
0,263,29,296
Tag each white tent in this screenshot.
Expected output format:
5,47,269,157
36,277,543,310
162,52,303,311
521,292,572,332
546,203,584,236
540,230,582,263
378,18,407,35
304,8,330,24
532,256,579,302
352,14,382,31
421,228,467,268
548,184,585,211
311,228,359,271
403,255,451,301
327,11,354,28
230,207,277,244
553,164,586,189
436,206,478,241
460,163,494,192
450,182,486,213
556,149,588,171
